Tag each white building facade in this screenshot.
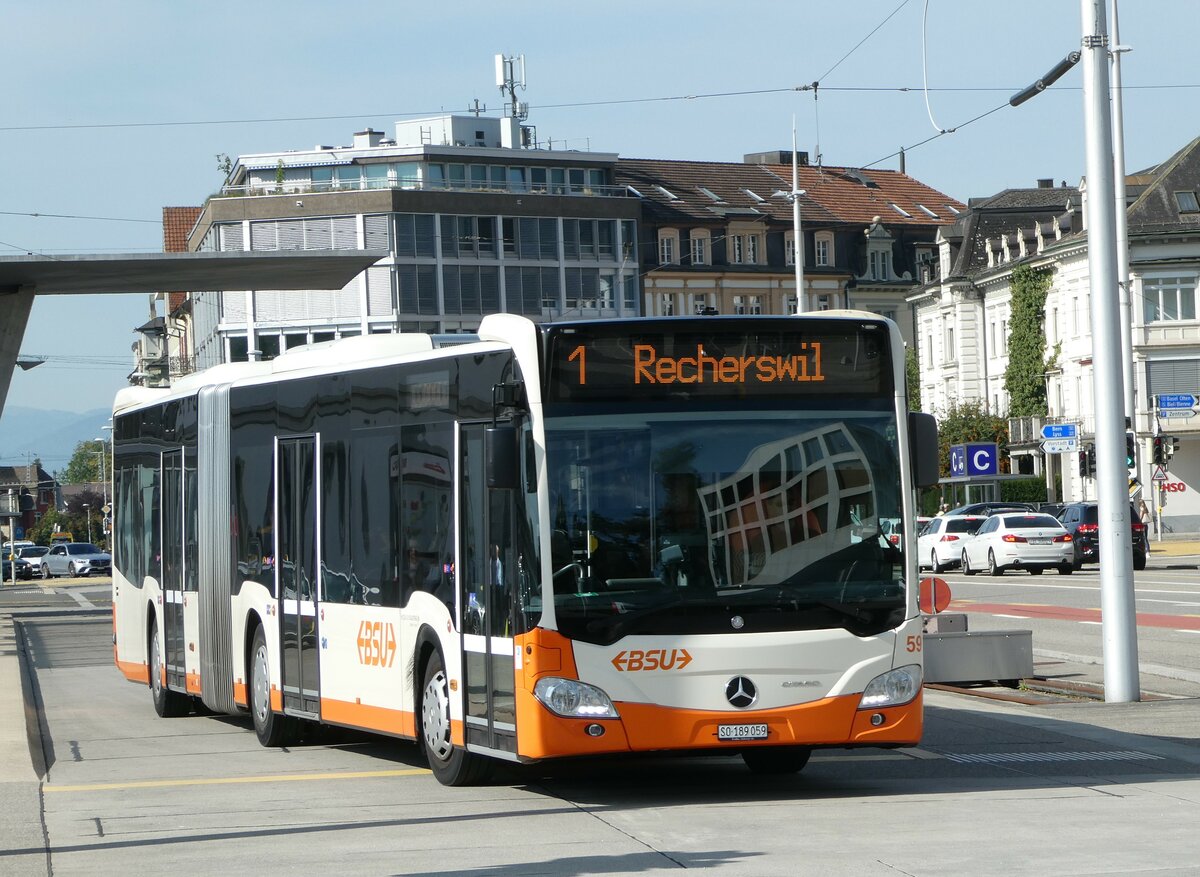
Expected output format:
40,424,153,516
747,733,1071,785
909,139,1200,535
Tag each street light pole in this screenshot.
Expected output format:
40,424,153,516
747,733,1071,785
1081,0,1140,702
84,503,92,544
792,119,806,314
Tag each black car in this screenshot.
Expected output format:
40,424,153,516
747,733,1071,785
1056,501,1148,570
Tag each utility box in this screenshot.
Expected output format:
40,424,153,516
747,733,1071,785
923,629,1033,685
923,613,968,634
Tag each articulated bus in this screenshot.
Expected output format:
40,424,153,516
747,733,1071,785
112,312,938,784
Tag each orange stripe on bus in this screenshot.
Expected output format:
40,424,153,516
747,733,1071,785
319,698,416,739
185,673,202,695
233,682,248,708
270,687,282,712
116,659,150,685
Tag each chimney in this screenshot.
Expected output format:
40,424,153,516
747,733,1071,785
744,150,807,166
354,128,385,149
1037,178,1054,188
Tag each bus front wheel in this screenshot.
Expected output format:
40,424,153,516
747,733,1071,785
420,650,491,786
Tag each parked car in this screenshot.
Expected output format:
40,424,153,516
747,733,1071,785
945,502,1037,517
960,512,1075,576
17,545,49,578
2,556,35,581
1056,501,1148,571
40,542,112,578
918,515,987,572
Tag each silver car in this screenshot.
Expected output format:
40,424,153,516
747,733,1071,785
41,542,112,578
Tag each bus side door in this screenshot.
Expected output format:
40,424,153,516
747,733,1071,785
277,435,321,718
459,423,517,757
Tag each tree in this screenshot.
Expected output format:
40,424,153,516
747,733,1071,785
936,400,1010,477
59,440,109,485
905,346,922,412
1004,264,1053,417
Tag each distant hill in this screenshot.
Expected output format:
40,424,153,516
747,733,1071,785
0,406,113,476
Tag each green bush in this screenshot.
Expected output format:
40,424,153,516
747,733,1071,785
1000,478,1048,505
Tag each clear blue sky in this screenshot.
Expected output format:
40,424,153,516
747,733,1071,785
3,0,1195,415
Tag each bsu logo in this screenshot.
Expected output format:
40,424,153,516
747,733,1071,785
611,648,693,671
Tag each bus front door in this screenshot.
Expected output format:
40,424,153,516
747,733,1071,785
459,424,517,758
161,450,186,691
277,436,321,718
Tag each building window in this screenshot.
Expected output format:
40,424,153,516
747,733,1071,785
660,293,675,316
1143,276,1197,323
658,230,679,265
784,232,796,267
944,325,955,364
815,233,833,267
816,295,831,311
1174,191,1199,213
690,230,710,265
867,248,891,281
733,295,762,315
732,233,761,264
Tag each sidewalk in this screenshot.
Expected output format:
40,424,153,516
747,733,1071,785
1150,538,1200,557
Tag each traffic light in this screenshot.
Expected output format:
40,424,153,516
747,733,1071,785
1079,443,1096,478
1153,435,1166,465
1167,436,1180,459
1125,431,1137,469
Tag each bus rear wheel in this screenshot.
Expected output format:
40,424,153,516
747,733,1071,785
742,746,812,775
420,650,491,786
250,626,296,747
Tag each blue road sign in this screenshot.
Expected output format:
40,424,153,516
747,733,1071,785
965,442,999,476
949,444,966,477
1040,423,1078,440
1157,393,1196,410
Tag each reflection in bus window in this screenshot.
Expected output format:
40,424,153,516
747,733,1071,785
545,413,904,645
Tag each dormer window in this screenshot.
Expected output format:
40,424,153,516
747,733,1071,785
1175,191,1200,213
658,229,680,265
814,232,834,267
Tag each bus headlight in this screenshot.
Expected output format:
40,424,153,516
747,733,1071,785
534,677,619,719
858,665,922,709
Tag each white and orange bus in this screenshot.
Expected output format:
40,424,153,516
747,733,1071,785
111,312,939,784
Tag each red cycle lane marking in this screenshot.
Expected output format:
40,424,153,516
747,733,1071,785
949,600,1200,631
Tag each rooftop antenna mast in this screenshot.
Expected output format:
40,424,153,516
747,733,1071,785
495,54,528,122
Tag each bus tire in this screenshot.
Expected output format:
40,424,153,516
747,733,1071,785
250,625,296,747
149,616,189,718
742,746,812,775
420,650,491,786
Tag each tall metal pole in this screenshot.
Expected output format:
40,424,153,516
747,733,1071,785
793,119,806,314
1081,0,1140,702
1111,0,1136,437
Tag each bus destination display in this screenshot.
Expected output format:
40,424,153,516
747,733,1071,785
545,320,892,404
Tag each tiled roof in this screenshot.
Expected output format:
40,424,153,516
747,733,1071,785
762,164,965,227
616,159,837,225
161,206,202,313
616,158,963,231
968,187,1077,210
1126,136,1200,234
162,207,201,253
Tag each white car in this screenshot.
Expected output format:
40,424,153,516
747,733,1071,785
960,513,1075,576
917,515,986,573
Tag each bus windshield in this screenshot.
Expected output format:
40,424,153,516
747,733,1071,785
544,407,905,645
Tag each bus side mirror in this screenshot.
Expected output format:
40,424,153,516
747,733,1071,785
908,412,939,489
486,426,518,490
